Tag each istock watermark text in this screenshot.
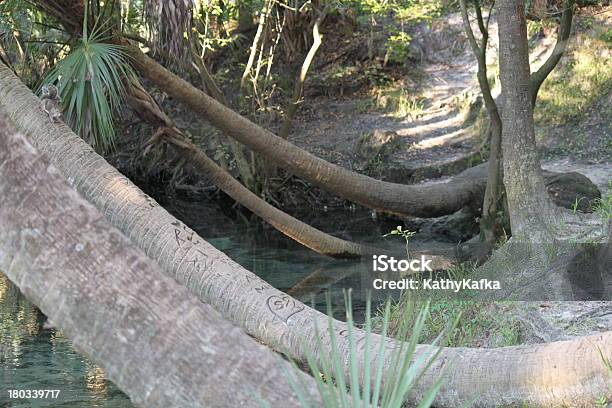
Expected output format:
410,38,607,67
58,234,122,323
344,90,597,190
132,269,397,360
372,254,433,273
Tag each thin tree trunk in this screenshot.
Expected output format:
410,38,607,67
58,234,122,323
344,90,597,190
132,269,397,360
1,62,609,407
279,12,324,139
460,0,504,244
0,113,322,408
241,0,272,90
497,0,559,238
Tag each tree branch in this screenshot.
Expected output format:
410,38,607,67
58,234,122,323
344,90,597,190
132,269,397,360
279,10,325,139
460,0,484,57
529,0,575,106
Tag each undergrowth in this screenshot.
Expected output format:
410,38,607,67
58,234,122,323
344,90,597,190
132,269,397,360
534,17,612,127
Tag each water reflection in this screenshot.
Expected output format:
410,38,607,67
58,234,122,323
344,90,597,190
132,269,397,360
156,194,439,320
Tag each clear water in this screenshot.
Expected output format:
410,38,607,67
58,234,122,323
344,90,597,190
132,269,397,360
158,194,411,317
0,274,133,407
0,194,444,407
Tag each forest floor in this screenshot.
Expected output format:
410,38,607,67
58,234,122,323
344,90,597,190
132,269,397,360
135,6,611,347
287,9,612,346
289,12,487,180
289,10,611,193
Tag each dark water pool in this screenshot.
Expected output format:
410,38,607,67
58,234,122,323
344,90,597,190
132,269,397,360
0,194,446,407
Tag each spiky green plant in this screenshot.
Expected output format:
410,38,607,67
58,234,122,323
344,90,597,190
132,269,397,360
42,4,136,153
260,292,451,408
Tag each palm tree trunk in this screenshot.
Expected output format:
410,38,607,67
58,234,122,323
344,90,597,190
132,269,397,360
1,62,609,407
151,127,388,259
0,113,322,408
123,44,593,221
126,70,374,258
125,45,493,218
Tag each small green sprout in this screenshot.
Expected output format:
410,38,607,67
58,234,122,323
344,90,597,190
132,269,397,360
384,225,417,258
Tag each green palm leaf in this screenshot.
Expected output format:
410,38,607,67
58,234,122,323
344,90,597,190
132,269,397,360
42,6,136,153
273,291,457,408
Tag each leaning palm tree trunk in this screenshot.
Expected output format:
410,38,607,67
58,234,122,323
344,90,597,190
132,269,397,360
1,62,610,407
127,46,483,218
148,126,381,259
0,114,322,408
127,78,382,259
125,46,596,219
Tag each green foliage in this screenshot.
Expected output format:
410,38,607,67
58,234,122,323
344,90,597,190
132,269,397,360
383,260,520,348
388,296,521,348
385,225,417,258
592,184,612,221
0,0,67,87
595,343,612,407
369,88,425,118
385,31,412,64
535,24,612,126
346,0,444,21
384,225,416,242
42,8,136,153
120,0,143,30
274,292,449,408
599,28,612,45
526,19,545,42
394,91,425,118
392,0,443,23
344,0,445,67
363,64,393,86
192,0,243,54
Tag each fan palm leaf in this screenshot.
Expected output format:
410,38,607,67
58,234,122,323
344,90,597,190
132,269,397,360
42,5,136,153
268,291,455,408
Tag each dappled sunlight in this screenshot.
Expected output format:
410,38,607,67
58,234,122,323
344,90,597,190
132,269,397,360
535,22,612,126
85,364,109,396
411,127,472,149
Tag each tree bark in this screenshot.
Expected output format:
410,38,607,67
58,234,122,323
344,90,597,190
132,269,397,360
0,114,322,408
279,12,324,139
497,0,559,238
1,62,609,408
125,67,375,259
125,45,495,218
153,127,402,259
241,0,272,90
460,0,504,244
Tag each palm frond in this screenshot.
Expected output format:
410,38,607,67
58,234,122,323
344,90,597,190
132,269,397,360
42,7,136,153
277,291,455,408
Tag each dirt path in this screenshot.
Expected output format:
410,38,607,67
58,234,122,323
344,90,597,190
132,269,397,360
289,11,611,343
289,13,485,176
289,12,587,184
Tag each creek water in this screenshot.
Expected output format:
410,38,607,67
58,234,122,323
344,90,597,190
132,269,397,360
0,193,450,406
